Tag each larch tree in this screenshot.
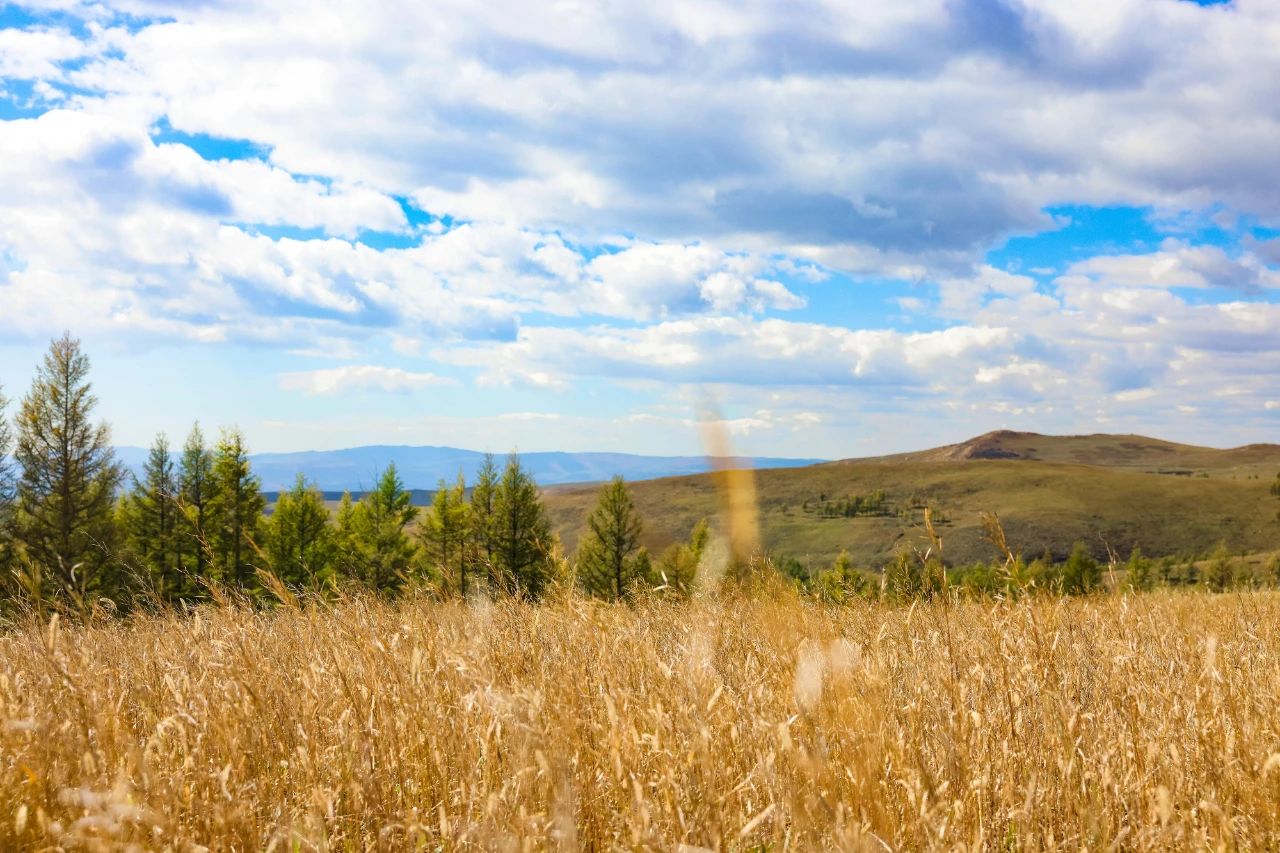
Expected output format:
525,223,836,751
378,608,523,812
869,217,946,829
468,453,498,586
421,472,470,595
13,333,123,600
655,518,709,599
122,433,180,599
577,475,645,601
209,428,264,588
344,465,418,593
176,423,216,592
0,384,15,567
265,474,334,590
492,452,553,599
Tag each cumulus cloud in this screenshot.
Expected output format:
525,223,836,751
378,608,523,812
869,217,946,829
3,0,1280,451
278,365,453,395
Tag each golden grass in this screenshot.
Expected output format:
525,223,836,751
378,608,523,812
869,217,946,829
3,591,1280,850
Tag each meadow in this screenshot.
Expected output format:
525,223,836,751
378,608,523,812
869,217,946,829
4,587,1279,851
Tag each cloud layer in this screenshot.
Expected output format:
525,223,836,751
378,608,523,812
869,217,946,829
1,0,1278,453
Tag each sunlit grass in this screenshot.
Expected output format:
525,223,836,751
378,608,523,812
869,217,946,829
3,589,1279,850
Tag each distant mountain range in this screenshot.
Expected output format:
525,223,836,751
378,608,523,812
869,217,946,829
113,444,826,492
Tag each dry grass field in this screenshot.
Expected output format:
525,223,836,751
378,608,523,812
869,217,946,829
3,589,1280,851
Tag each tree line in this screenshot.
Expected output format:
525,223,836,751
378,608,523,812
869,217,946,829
2,335,1275,614
0,334,691,611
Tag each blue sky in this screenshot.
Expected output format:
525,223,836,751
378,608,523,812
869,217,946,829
1,0,1278,458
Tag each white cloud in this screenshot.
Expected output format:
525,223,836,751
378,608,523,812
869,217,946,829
1062,241,1280,293
278,365,453,395
3,0,1280,453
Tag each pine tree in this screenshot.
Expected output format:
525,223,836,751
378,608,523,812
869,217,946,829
122,433,181,599
1124,545,1154,592
0,384,15,567
1060,542,1101,594
209,428,264,588
654,518,709,598
421,473,470,595
333,490,357,568
265,475,334,590
14,333,123,601
577,476,645,601
492,452,552,599
343,465,418,593
469,453,499,587
176,423,216,590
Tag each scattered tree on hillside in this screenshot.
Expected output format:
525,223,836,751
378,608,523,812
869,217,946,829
265,475,335,590
577,476,646,601
13,333,123,601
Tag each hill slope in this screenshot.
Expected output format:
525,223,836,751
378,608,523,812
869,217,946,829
850,430,1280,474
545,432,1280,568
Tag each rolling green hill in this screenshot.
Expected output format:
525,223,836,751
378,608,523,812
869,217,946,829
544,431,1280,569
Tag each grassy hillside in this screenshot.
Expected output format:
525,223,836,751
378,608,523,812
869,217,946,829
545,433,1280,568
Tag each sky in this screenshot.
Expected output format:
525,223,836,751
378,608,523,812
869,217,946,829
0,0,1278,459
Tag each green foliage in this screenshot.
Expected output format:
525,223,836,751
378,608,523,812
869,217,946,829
176,423,216,589
121,434,182,601
340,465,419,593
884,550,946,601
808,489,891,519
468,453,499,588
809,550,878,603
492,453,554,599
1125,546,1154,592
0,384,15,570
652,518,709,599
208,429,265,589
13,333,123,602
1266,553,1280,587
420,473,469,595
265,475,335,590
1206,543,1236,592
577,476,646,601
1059,542,1102,594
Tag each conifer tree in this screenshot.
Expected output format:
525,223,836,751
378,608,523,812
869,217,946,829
492,452,552,599
654,518,709,598
265,474,334,590
469,453,498,585
421,473,470,595
122,433,181,599
577,476,645,600
176,424,216,588
13,333,123,600
343,465,418,593
1060,542,1101,594
0,385,14,560
333,489,357,566
209,428,264,588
